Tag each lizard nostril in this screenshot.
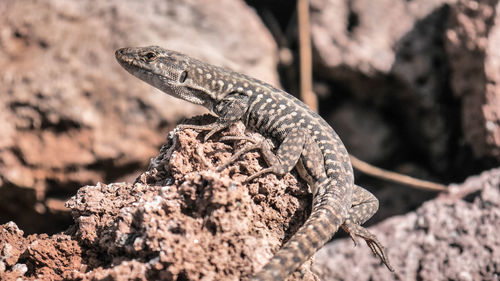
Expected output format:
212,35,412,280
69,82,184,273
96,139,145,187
115,48,129,60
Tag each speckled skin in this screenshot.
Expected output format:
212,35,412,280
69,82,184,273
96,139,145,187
115,46,393,280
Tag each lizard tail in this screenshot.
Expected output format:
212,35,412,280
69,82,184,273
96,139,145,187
249,179,349,281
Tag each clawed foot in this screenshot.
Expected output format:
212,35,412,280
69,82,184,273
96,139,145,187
177,124,277,183
216,135,276,183
342,222,394,272
177,123,226,142
216,136,260,172
177,123,271,180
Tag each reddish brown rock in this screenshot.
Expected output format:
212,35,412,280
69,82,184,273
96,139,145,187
0,222,82,281
0,0,278,234
1,116,316,280
23,234,82,279
2,115,499,280
0,222,26,268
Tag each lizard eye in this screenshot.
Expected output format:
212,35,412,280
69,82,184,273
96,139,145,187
144,52,157,61
179,71,188,83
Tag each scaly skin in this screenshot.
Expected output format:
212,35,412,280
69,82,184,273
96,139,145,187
115,46,393,280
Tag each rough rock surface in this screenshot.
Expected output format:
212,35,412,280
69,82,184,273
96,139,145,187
446,0,500,160
0,0,278,234
2,0,500,280
314,168,500,281
0,222,82,281
1,115,316,281
3,115,500,280
310,0,464,175
311,0,453,76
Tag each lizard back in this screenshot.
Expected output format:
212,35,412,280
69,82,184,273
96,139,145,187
226,71,356,280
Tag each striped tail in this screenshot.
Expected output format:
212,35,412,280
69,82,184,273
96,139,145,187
249,179,350,281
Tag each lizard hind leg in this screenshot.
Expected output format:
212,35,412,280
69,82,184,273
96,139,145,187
341,185,394,271
250,134,351,281
249,177,348,281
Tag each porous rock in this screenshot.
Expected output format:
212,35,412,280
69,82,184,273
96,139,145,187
311,0,456,173
446,0,500,160
0,0,278,234
1,115,315,281
314,168,500,281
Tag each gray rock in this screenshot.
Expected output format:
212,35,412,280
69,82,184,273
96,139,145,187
314,168,500,281
311,0,456,173
446,0,500,160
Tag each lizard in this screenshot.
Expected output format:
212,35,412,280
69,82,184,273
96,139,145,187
115,46,393,280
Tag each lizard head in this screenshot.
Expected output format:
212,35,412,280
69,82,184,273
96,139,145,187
115,46,216,108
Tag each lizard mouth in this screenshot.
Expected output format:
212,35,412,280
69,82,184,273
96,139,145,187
117,58,206,105
115,48,208,106
115,48,170,81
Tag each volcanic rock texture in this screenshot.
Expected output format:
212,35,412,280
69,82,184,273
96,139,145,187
1,0,500,280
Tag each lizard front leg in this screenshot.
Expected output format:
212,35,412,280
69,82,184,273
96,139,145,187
219,129,309,182
177,94,249,142
215,135,274,174
177,122,229,142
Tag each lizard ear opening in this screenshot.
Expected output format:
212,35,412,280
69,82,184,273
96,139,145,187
179,71,188,83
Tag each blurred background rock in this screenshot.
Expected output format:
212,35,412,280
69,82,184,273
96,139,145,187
0,0,498,239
